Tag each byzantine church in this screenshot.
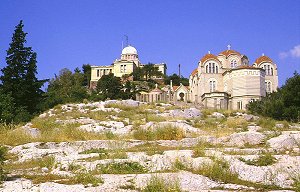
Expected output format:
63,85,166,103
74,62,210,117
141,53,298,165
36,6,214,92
189,45,278,110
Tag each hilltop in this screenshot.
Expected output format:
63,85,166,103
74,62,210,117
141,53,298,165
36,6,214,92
0,100,300,192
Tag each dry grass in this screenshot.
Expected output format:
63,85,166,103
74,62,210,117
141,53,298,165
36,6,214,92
133,125,185,141
142,176,181,192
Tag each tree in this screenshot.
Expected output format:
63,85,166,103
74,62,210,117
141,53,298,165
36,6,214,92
82,64,91,87
96,73,122,99
44,68,88,108
142,63,163,81
164,73,189,86
0,20,46,121
248,71,300,122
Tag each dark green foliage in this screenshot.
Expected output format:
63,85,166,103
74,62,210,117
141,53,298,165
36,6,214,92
131,63,164,81
248,72,300,122
0,146,7,182
82,64,91,87
96,73,122,100
142,63,164,80
0,20,46,122
164,73,189,86
44,68,88,108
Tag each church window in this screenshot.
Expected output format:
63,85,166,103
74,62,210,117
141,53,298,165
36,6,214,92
266,81,272,93
124,65,127,73
206,63,218,73
120,65,124,73
231,60,237,68
237,101,243,110
209,80,216,92
271,68,273,75
97,69,100,77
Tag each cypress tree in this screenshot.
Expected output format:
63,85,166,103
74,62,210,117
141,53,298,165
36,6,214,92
0,20,46,120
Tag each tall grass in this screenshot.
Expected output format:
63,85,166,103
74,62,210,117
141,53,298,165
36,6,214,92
133,125,185,141
143,176,181,192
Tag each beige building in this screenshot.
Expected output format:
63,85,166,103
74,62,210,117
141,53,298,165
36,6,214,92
189,46,278,110
90,45,166,89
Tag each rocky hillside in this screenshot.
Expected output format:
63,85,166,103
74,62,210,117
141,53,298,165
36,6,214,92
1,100,300,192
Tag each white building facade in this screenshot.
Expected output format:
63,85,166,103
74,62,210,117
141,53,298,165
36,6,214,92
90,45,166,89
189,47,278,110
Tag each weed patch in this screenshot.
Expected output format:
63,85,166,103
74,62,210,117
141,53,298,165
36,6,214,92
142,176,181,192
96,162,147,174
239,152,276,166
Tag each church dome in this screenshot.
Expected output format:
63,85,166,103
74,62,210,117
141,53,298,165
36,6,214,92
200,53,219,63
218,50,241,58
122,45,137,55
254,55,273,64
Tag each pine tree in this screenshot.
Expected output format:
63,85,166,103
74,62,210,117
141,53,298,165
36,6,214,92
0,20,46,120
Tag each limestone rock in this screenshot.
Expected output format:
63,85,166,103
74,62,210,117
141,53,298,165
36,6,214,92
267,133,300,151
211,112,225,119
227,131,265,147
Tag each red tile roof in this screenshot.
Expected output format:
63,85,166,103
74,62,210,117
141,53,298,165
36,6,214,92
218,50,241,57
191,68,198,76
200,53,219,63
255,55,273,64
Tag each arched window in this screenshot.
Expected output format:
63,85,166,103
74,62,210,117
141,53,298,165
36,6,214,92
206,63,219,74
262,64,274,76
209,80,216,92
231,60,237,68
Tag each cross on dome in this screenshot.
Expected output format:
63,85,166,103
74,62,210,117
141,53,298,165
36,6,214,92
227,44,231,50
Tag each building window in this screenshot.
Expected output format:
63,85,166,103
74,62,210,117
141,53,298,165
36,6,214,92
124,65,127,73
237,101,243,110
209,80,216,92
206,63,218,73
120,65,124,73
266,81,272,93
97,69,100,77
231,60,237,68
262,64,274,76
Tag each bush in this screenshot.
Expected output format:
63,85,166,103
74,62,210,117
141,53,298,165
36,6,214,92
248,72,300,122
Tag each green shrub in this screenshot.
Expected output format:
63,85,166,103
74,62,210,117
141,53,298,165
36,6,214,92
143,176,181,192
257,118,276,131
97,162,147,174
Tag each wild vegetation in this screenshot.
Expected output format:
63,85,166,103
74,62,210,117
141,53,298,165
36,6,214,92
248,71,300,122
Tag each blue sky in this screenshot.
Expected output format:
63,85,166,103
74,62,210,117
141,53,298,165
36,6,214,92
0,0,299,86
